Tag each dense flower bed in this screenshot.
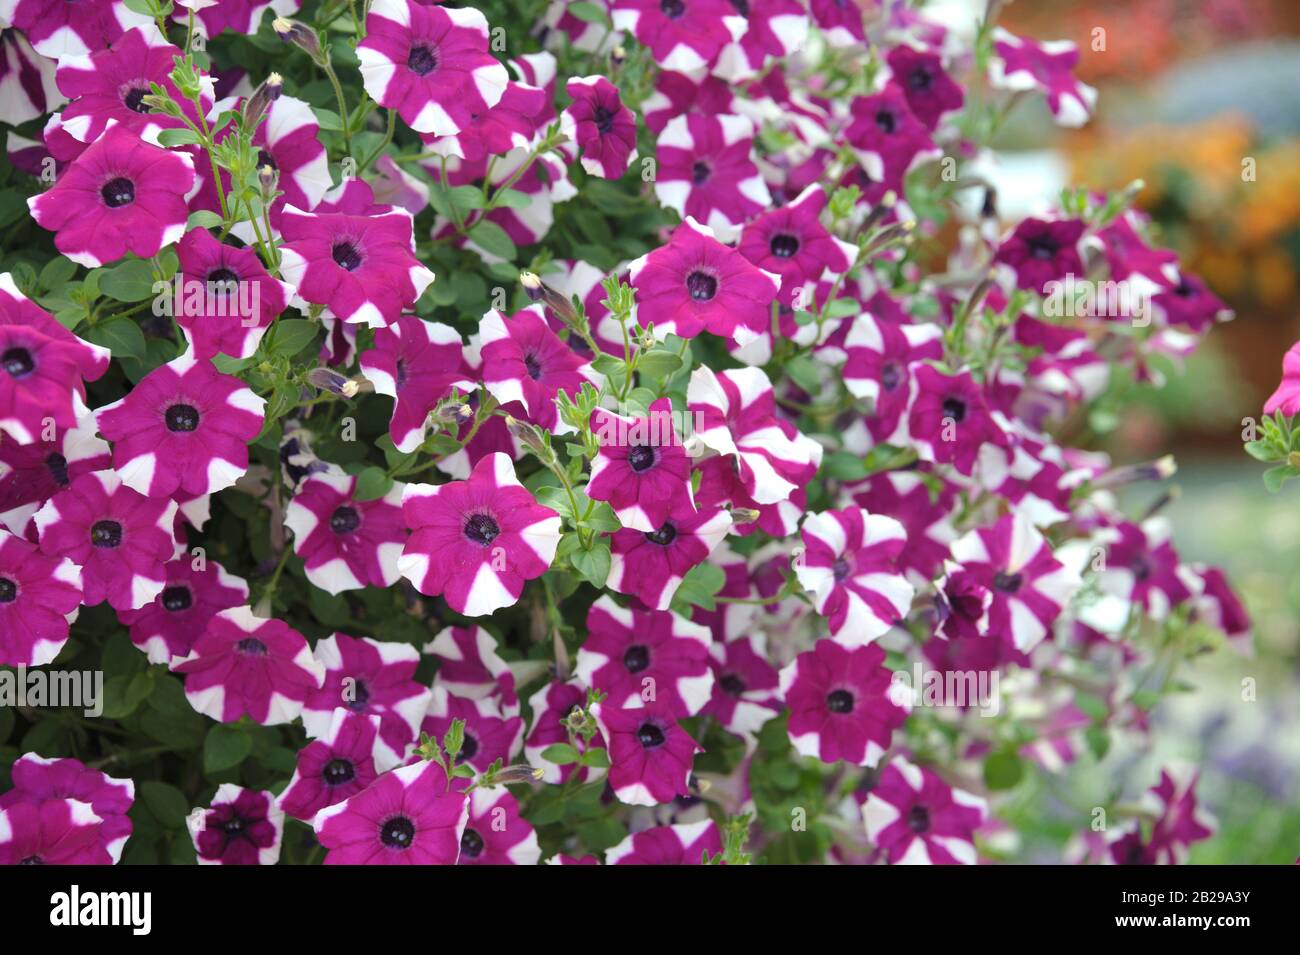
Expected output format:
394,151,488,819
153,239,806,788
0,0,1249,865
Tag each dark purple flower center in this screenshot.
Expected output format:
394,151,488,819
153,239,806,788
908,804,931,833
464,512,500,546
729,0,750,15
380,815,415,849
992,570,1023,593
593,105,616,135
165,403,200,433
874,109,898,134
623,644,650,673
691,160,711,184
100,176,135,208
0,577,16,603
347,680,371,711
218,814,251,841
161,585,192,612
18,855,43,865
330,505,361,534
881,362,902,392
256,148,277,172
523,352,543,380
644,522,677,546
1026,233,1059,260
407,44,438,76
660,0,686,19
720,673,745,696
236,637,268,655
832,557,852,582
322,758,356,786
826,689,855,714
637,721,665,748
45,452,69,487
906,67,934,92
769,233,800,259
2,347,35,378
459,732,479,762
1173,278,1196,298
941,396,967,423
627,444,656,472
123,86,150,113
207,267,239,292
460,827,484,858
90,520,122,548
686,271,717,301
332,241,363,271
1130,553,1153,581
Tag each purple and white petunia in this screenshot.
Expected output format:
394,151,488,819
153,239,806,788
591,700,701,806
994,217,1086,294
862,758,987,865
703,631,782,745
175,0,299,38
1093,518,1198,622
312,759,468,865
95,349,265,499
779,640,908,767
795,506,915,646
609,0,745,73
0,527,82,666
170,606,325,725
278,709,382,823
713,0,808,81
988,29,1097,128
840,314,944,443
605,818,721,865
278,205,435,328
421,686,524,774
426,624,511,701
356,0,508,137
285,469,406,594
577,595,714,718
28,124,195,268
561,75,637,180
885,44,964,131
0,798,111,865
34,469,177,611
906,365,1009,476
400,451,562,617
302,632,431,771
737,185,855,306
0,754,134,863
607,505,731,612
654,113,770,240
0,0,151,59
188,785,284,866
457,788,540,865
587,397,695,532
115,557,248,664
419,78,546,163
948,513,1082,654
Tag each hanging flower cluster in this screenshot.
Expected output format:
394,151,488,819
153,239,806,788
0,0,1254,869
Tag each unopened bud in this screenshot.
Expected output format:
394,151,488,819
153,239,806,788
274,17,322,62
306,367,361,397
489,764,546,785
244,72,283,130
259,164,278,195
520,271,579,327
432,394,473,425
504,414,549,458
611,45,626,68
729,507,761,524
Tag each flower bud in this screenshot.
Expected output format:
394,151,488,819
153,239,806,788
244,72,283,130
274,17,322,62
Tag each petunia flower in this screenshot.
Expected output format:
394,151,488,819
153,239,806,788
0,754,134,863
172,229,293,360
795,507,915,646
862,757,987,865
629,217,781,341
988,29,1097,128
175,0,299,39
737,185,855,305
844,86,939,191
0,798,110,865
993,217,1086,294
713,0,808,81
0,417,109,539
0,0,151,59
34,469,178,611
231,91,332,232
419,79,547,164
0,29,61,126
702,631,782,746
457,788,540,865
640,69,737,135
170,606,326,724
948,513,1082,654
356,0,508,137
401,451,562,617
779,639,908,767
809,0,867,47
577,595,714,718
278,709,382,823
0,273,110,443
312,759,468,865
654,113,770,241
278,205,435,328
116,557,249,664
848,470,956,583
1190,564,1251,651
607,505,732,611
420,686,524,774
561,75,638,179
841,314,944,443
885,44,964,131
591,700,701,806
28,124,196,268
587,398,695,532
301,632,432,771
906,365,1009,476
1141,766,1216,864
1093,518,1198,622
1150,266,1232,332
285,469,407,594
425,624,512,701
476,305,600,433
606,819,721,865
524,679,608,785
95,349,265,499
687,365,821,504
609,0,745,72
188,785,284,866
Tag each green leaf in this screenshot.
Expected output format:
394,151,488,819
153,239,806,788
39,256,77,293
354,466,394,502
491,189,532,210
570,539,611,588
567,1,609,24
187,210,225,231
85,318,147,361
156,127,202,148
204,724,252,774
785,355,822,394
267,319,318,358
823,451,870,481
635,349,682,381
98,259,157,302
540,743,580,766
582,747,610,769
672,562,727,611
983,749,1024,791
141,781,190,828
312,108,343,131
535,485,574,520
468,220,517,261
445,185,485,216
100,671,155,719
1262,463,1300,493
